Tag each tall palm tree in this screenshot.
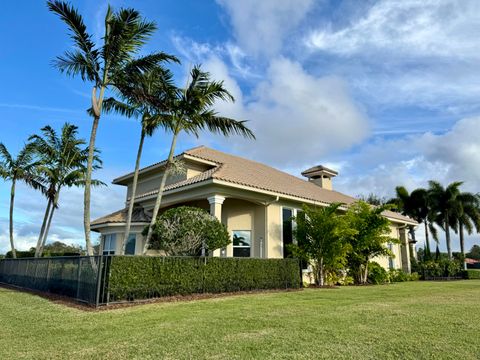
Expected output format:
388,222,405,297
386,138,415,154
428,181,463,260
48,1,177,255
101,66,177,254
142,66,256,253
393,186,435,259
0,143,45,258
29,124,103,257
452,192,480,269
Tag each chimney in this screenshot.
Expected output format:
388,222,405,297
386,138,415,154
301,165,338,190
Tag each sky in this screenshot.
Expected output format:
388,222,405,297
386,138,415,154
1,0,480,254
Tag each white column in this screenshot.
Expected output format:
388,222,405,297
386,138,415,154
207,195,226,257
399,227,411,274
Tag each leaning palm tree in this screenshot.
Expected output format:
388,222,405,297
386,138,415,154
29,124,104,257
393,186,435,259
48,1,177,255
0,143,45,258
428,181,463,259
101,66,177,254
142,66,256,253
452,192,480,269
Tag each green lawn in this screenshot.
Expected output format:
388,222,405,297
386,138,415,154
0,281,479,359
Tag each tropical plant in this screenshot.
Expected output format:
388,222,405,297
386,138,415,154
392,186,435,259
344,201,397,284
142,65,255,253
288,203,354,286
0,143,45,258
101,65,177,254
48,1,176,255
451,191,480,269
427,181,463,260
145,206,230,256
29,124,103,257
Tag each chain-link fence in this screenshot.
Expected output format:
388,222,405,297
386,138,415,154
0,256,108,305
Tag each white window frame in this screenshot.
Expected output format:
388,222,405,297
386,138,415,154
125,233,137,255
281,207,301,257
102,233,117,255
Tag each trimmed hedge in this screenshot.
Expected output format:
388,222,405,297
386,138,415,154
107,256,300,302
463,269,480,279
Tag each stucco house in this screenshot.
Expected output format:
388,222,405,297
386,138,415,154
92,146,417,273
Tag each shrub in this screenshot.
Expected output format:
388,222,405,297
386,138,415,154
107,256,301,301
389,269,409,282
419,259,463,278
367,262,389,284
146,206,230,256
463,270,480,279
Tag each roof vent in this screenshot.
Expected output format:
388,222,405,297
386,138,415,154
301,165,338,190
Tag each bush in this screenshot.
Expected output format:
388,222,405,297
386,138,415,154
146,206,230,256
409,272,420,281
367,262,389,284
419,259,463,278
108,256,301,301
389,269,409,282
463,270,480,279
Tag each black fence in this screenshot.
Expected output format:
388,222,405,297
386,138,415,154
0,256,301,306
0,256,109,306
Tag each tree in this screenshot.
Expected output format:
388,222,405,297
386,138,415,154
451,192,480,269
289,203,354,286
29,124,103,257
392,186,434,259
344,201,396,284
146,206,230,256
427,181,463,260
142,66,255,253
0,143,45,258
357,193,389,206
467,245,480,260
48,1,175,255
101,65,177,254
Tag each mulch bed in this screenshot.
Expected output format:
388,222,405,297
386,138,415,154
0,283,303,312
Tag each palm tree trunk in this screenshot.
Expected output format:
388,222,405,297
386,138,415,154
121,128,146,255
459,221,466,270
9,179,17,258
39,189,60,257
35,199,52,257
445,214,452,260
424,221,431,258
143,131,179,254
84,85,106,257
319,257,324,286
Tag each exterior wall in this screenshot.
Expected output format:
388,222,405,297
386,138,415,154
371,225,403,270
98,225,146,256
126,172,186,202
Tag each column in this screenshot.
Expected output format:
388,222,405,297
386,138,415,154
207,195,226,257
399,227,411,274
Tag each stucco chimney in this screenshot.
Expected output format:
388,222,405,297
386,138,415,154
301,165,338,190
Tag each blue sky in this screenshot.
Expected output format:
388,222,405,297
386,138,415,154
1,0,480,253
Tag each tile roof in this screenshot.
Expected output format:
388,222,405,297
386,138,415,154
91,206,151,226
131,146,416,224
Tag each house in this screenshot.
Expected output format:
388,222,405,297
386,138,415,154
92,146,417,273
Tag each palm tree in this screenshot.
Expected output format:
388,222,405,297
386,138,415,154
428,181,463,260
452,192,480,269
48,1,177,255
393,186,435,259
29,124,103,257
142,66,256,253
101,66,176,254
0,143,45,258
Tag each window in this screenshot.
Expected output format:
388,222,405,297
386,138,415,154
282,208,293,258
233,230,251,257
125,234,136,255
103,234,116,255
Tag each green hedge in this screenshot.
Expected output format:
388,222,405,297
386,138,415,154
463,270,480,279
107,256,301,302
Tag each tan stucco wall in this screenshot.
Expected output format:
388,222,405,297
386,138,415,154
371,225,403,270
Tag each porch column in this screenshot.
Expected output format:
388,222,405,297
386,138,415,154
208,195,226,257
399,227,411,274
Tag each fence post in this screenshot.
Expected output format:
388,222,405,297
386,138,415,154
76,257,82,300
95,256,103,307
46,259,52,288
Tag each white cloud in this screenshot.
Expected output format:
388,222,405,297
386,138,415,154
217,0,314,57
199,56,370,169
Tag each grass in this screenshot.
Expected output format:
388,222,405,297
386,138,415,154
0,281,479,359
